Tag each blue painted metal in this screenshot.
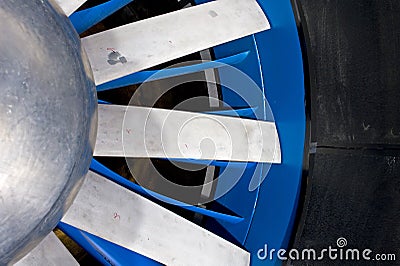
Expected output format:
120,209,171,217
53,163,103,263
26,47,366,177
209,35,269,245
190,0,305,264
205,106,258,118
96,51,249,91
98,99,110,104
65,0,305,264
57,222,111,265
162,158,256,168
58,222,161,266
243,0,306,265
90,159,243,224
205,161,263,244
70,0,134,34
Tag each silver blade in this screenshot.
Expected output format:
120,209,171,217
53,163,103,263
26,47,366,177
62,171,250,265
94,104,281,163
14,232,78,266
82,0,270,85
53,0,87,16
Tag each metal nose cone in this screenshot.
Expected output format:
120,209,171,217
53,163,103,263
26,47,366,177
0,1,97,264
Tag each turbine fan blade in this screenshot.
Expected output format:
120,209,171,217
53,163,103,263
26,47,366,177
53,0,87,16
14,232,79,266
82,0,270,85
94,104,281,163
62,171,250,265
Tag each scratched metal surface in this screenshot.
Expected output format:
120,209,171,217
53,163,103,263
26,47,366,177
61,171,251,266
80,0,269,85
60,1,222,263
54,0,87,16
0,0,96,264
94,104,280,163
15,233,79,266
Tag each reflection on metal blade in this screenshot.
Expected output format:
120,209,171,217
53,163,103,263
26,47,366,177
15,233,79,266
62,171,250,265
95,104,281,163
53,0,87,16
82,0,270,85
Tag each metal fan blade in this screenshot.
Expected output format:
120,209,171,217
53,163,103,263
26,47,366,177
14,232,79,266
94,104,281,163
53,0,87,16
82,0,270,85
61,171,250,265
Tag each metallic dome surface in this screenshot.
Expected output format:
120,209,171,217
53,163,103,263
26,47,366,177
0,0,97,264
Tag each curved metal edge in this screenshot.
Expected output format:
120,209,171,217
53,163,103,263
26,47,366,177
243,0,306,265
